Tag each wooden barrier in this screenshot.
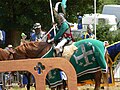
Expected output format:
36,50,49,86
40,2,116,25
0,57,77,90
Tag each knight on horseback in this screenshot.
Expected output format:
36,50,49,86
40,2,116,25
48,12,74,56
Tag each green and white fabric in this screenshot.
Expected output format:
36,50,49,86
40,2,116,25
54,21,69,41
46,69,63,88
42,39,108,87
70,39,107,80
42,47,62,88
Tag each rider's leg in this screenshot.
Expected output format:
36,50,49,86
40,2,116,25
55,38,67,54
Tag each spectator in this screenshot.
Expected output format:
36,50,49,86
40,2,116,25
5,44,14,60
81,25,95,39
30,23,46,42
0,30,3,44
0,74,2,90
0,30,5,48
20,33,29,87
20,33,27,45
5,44,13,50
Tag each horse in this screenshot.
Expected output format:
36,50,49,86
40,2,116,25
0,39,108,90
106,41,120,65
106,41,120,84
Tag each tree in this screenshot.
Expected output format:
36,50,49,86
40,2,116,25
0,0,103,47
67,0,102,22
0,0,51,46
96,22,120,44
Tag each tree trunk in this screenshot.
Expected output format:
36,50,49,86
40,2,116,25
6,30,21,47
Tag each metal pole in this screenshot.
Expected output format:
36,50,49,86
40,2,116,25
94,0,96,39
49,0,56,36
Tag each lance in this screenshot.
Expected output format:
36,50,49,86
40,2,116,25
49,0,56,36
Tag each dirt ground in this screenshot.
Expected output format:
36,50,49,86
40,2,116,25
76,82,120,90
6,82,120,90
77,84,120,90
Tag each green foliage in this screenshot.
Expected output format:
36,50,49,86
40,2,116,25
112,29,120,42
67,0,102,23
96,22,120,44
102,0,117,4
0,0,104,46
96,23,113,43
74,37,82,42
116,0,120,4
0,0,104,30
0,0,51,32
0,0,103,32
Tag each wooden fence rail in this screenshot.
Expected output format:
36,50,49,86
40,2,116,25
0,57,77,90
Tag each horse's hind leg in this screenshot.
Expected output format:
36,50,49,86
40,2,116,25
102,73,109,90
94,71,102,90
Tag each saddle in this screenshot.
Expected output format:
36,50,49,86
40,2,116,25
54,40,74,57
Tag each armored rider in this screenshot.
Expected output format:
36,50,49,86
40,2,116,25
48,13,73,55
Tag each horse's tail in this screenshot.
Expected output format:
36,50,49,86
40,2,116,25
102,73,109,84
